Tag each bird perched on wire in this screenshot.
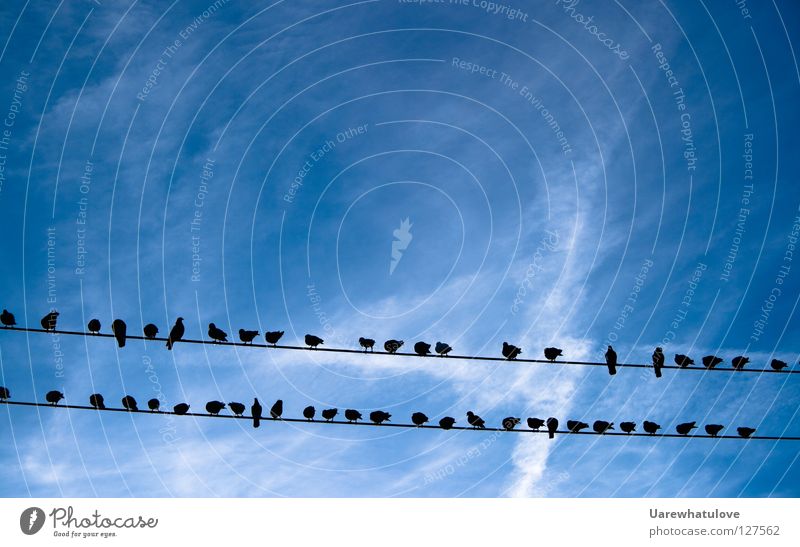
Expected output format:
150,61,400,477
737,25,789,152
344,409,362,422
173,403,190,415
87,319,101,334
593,420,614,434
208,323,228,343
111,319,127,348
305,334,324,348
675,421,697,435
0,386,9,400
228,402,245,416
41,311,59,331
270,400,283,419
674,354,694,368
238,329,259,344
384,339,403,353
89,394,105,409
264,331,284,346
567,420,589,433
705,424,724,437
652,347,665,378
546,417,559,439
502,342,522,360
166,317,184,350
527,417,545,431
412,412,429,426
414,342,431,356
122,396,138,411
435,342,452,356
147,398,160,412
605,345,617,375
643,421,661,434
358,337,375,352
771,359,788,371
143,323,159,339
620,422,636,434
702,355,723,369
251,398,262,428
206,401,226,415
732,356,750,370
439,416,456,430
303,406,316,420
370,410,391,424
737,427,756,438
466,411,485,429
544,347,563,362
0,309,16,327
45,390,64,405
502,417,521,431
321,408,338,421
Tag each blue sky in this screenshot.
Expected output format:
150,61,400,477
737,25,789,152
1,0,799,497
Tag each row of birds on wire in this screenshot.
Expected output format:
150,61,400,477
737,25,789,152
1,310,796,374
0,387,760,439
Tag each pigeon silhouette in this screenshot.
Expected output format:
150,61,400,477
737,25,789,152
413,342,431,356
643,421,661,434
173,403,190,415
439,416,456,430
675,421,697,435
370,410,391,424
122,395,138,411
228,402,245,416
238,329,259,344
87,318,101,334
605,345,617,375
620,422,636,434
0,386,9,400
384,339,404,353
205,401,226,415
435,342,452,356
502,342,522,360
732,356,750,370
303,406,316,420
704,424,724,437
702,355,723,369
567,420,589,433
546,417,559,439
166,317,184,350
270,399,283,419
45,390,64,405
771,359,788,371
251,398,262,428
502,417,521,431
147,398,160,412
143,323,159,339
652,347,665,378
0,309,16,327
264,331,284,346
321,408,338,421
593,420,614,433
737,427,756,438
527,417,545,431
544,347,563,362
358,337,375,352
467,411,486,429
89,393,105,409
674,354,694,367
208,323,228,343
411,412,429,426
305,334,324,348
111,319,127,348
41,311,59,331
344,409,362,422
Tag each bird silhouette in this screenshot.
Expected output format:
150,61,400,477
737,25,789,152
527,417,545,430
593,420,614,433
567,420,589,433
143,323,159,339
605,345,617,375
208,323,228,343
166,317,184,350
305,334,324,348
111,319,126,348
652,347,665,378
737,427,756,438
321,408,338,421
370,410,391,424
675,421,697,435
544,347,563,362
439,416,456,430
384,339,403,353
771,359,788,371
411,412,429,426
205,401,226,415
147,398,160,412
434,342,452,356
702,355,723,369
87,318,101,334
173,403,190,415
413,342,431,356
502,342,522,360
45,390,64,405
732,356,750,370
466,411,486,429
270,399,283,419
89,393,105,409
344,409,362,422
264,331,284,346
122,395,138,411
303,406,316,420
674,354,694,367
502,417,521,430
358,337,375,352
41,311,59,331
251,398,262,428
0,309,16,327
228,402,245,416
643,421,661,434
0,386,9,400
546,417,559,439
620,422,636,434
704,424,724,437
238,329,259,344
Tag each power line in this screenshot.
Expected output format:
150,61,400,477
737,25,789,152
0,400,792,441
1,325,797,375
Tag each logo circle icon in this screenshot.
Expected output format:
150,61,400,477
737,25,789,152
19,507,45,535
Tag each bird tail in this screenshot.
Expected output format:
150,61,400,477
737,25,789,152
608,364,617,375
166,338,172,350
654,367,662,378
117,336,126,348
548,430,555,439
253,416,260,428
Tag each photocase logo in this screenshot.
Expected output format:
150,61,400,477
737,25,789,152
390,218,413,275
20,507,45,535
